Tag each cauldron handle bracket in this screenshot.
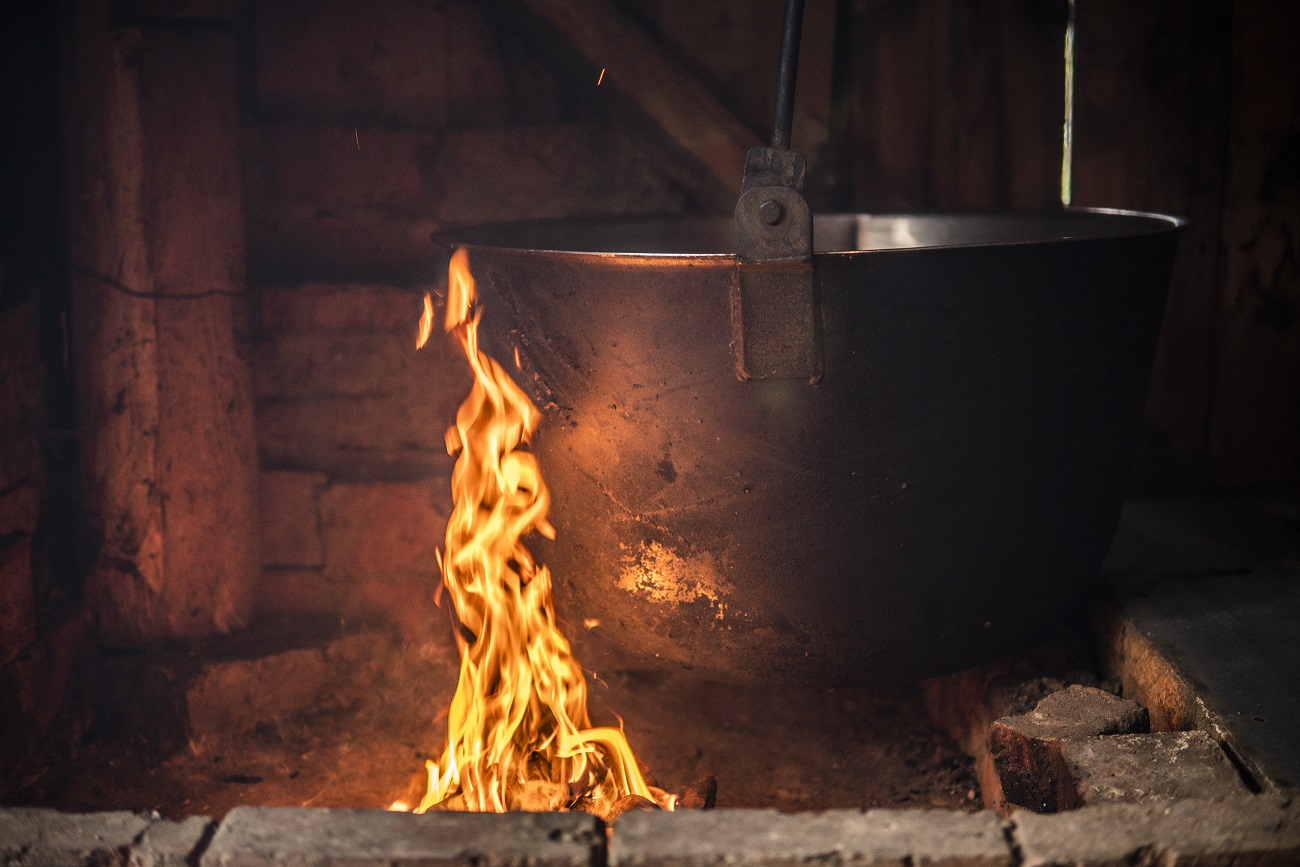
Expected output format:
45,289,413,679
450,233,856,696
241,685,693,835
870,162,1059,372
732,0,822,384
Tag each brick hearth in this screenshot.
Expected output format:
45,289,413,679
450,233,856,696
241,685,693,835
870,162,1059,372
3,798,1298,866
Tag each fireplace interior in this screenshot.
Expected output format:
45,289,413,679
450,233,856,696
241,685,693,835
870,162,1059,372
1,0,1298,862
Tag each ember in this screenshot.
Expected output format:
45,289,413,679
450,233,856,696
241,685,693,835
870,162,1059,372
397,249,673,816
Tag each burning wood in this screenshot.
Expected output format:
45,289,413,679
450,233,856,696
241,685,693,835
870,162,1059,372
600,795,660,821
394,249,674,818
680,775,718,810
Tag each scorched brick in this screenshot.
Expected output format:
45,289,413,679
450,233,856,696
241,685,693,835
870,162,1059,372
989,685,1149,812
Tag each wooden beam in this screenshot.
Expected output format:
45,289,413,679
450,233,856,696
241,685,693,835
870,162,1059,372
509,0,763,207
64,0,260,646
847,0,1066,210
1073,0,1233,490
608,0,837,204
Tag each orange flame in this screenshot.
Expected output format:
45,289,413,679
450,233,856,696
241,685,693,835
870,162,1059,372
416,292,434,349
407,247,673,814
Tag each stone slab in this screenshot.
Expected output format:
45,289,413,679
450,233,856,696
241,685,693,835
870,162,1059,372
200,806,603,867
130,815,215,867
0,807,151,867
0,808,47,861
996,686,1149,742
1101,497,1300,790
1061,730,1249,806
1013,794,1300,866
609,809,1012,867
990,685,1149,813
1104,497,1298,575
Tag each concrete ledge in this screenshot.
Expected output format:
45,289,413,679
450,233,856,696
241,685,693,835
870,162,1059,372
1060,730,1249,805
990,685,1149,812
0,808,151,867
609,809,1012,867
133,815,216,867
5,798,1299,866
200,806,604,867
1012,795,1300,866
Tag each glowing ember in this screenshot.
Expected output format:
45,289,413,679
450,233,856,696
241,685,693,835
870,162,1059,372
400,248,673,815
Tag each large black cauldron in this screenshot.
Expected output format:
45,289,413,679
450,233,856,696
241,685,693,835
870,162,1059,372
444,209,1183,684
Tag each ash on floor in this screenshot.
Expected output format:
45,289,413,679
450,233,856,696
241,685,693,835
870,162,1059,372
9,629,977,817
589,668,980,812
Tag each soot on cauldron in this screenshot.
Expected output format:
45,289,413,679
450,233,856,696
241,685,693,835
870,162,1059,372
446,209,1183,686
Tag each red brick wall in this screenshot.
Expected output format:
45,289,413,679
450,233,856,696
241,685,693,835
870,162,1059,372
242,0,681,631
242,0,689,277
242,0,692,631
252,279,462,635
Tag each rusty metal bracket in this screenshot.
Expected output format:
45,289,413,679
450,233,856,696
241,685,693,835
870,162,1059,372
730,0,819,382
732,146,821,382
735,147,812,262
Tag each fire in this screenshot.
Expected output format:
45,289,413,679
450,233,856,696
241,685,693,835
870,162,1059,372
403,247,673,815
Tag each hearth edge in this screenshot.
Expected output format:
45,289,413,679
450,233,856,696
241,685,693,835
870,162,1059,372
1,797,1298,866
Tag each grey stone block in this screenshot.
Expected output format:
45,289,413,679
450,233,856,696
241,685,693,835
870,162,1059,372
1061,730,1249,806
999,686,1150,742
200,806,604,867
0,807,151,866
1013,795,1300,866
990,686,1149,812
609,809,1012,867
0,808,49,862
130,816,215,867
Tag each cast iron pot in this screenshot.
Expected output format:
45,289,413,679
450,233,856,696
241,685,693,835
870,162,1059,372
442,209,1184,684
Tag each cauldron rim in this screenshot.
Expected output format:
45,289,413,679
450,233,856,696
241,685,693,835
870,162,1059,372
440,207,1187,259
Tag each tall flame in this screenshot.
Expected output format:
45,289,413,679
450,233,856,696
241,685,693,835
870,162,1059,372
407,248,673,814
